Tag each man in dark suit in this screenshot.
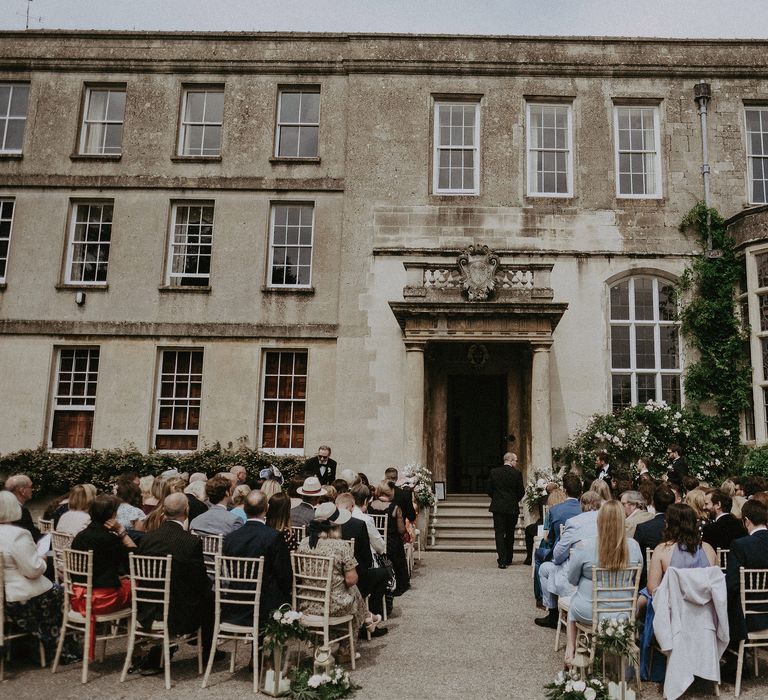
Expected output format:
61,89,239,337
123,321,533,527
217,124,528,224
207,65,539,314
302,445,337,486
633,484,676,588
665,443,688,486
136,493,216,674
385,467,417,523
222,490,292,626
595,451,613,488
486,452,525,569
726,499,768,645
337,493,389,629
703,489,747,551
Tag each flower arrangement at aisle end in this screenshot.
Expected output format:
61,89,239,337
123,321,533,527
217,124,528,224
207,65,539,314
262,604,311,653
594,617,638,666
401,463,435,508
290,665,360,700
544,670,609,700
524,469,560,512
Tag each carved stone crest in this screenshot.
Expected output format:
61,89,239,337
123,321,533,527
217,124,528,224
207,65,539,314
457,245,500,301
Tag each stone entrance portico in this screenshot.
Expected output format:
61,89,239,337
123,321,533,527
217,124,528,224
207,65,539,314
390,246,567,491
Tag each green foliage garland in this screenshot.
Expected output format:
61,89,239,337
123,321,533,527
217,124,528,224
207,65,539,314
678,203,752,430
0,443,305,496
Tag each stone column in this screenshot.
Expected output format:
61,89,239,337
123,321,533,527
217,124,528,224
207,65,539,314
404,341,426,465
530,344,552,470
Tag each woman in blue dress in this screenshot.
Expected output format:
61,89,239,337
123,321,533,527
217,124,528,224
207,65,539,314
564,500,643,665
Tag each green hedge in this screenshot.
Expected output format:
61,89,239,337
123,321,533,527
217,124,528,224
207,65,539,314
0,444,306,496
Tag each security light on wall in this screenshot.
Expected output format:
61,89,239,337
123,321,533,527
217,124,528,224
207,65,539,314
75,291,86,306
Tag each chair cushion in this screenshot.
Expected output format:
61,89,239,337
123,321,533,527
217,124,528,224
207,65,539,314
300,614,354,627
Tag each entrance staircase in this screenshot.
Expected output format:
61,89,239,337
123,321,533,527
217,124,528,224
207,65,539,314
430,494,525,553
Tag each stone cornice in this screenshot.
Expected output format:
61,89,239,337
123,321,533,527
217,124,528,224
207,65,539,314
0,174,344,192
373,247,697,259
0,319,339,340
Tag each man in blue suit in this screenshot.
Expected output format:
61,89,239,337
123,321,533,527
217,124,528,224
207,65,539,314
726,499,768,645
534,472,582,628
222,490,292,626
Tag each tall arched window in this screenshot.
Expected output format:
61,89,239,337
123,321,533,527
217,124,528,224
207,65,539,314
609,276,682,411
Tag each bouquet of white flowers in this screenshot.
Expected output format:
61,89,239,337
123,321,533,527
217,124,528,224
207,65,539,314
594,617,638,666
544,670,609,700
262,604,311,653
401,463,435,507
524,469,558,511
290,665,360,699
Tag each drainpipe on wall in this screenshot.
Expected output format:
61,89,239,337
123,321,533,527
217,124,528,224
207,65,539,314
694,80,722,258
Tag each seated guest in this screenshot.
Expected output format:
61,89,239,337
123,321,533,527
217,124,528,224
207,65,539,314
340,469,361,488
57,484,95,536
647,503,717,596
70,495,135,660
385,467,417,524
337,492,388,629
525,482,557,566
370,480,410,596
634,484,676,588
703,489,747,551
141,476,165,515
230,484,252,523
115,480,146,534
726,499,768,645
297,502,375,661
222,490,292,625
742,475,768,499
183,479,209,521
589,478,611,503
266,492,299,551
0,491,80,664
44,492,70,529
230,464,248,487
139,475,156,515
685,488,709,535
564,500,643,665
533,486,567,608
349,483,385,555
291,476,325,527
189,475,243,536
136,493,216,674
639,479,657,515
333,478,350,495
4,473,42,542
260,479,281,499
288,475,305,509
536,491,602,629
544,473,583,554
620,490,653,539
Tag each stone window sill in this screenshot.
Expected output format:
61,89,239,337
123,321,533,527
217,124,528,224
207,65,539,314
0,152,23,160
269,156,321,164
158,285,212,293
171,155,222,163
55,283,109,291
261,285,315,295
70,153,122,162
0,282,6,291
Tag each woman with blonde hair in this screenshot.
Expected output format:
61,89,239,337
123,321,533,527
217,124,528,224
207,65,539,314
56,484,95,536
563,500,642,665
590,478,612,502
139,475,155,514
230,484,252,522
684,488,709,535
260,479,281,499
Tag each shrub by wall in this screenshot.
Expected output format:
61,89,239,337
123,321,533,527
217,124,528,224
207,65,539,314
0,444,306,495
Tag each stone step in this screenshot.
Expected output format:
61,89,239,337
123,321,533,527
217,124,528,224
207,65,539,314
429,543,498,551
437,519,495,528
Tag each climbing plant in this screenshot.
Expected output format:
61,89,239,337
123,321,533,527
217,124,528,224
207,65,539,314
677,202,752,434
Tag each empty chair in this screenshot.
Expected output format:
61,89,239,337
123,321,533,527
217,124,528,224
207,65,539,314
120,554,203,690
201,554,264,692
52,549,131,683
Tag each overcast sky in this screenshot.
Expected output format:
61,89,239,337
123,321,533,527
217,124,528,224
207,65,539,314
2,0,767,38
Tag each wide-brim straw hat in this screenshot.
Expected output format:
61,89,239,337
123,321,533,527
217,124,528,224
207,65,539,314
297,476,327,497
313,501,352,525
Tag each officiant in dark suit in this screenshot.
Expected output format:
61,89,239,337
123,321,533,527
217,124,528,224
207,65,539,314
302,445,337,486
487,452,525,569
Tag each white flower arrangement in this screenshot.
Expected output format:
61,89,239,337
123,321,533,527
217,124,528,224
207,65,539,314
545,669,608,699
524,469,559,511
401,463,435,507
291,664,358,698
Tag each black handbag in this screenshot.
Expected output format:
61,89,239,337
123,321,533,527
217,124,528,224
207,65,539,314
373,551,397,593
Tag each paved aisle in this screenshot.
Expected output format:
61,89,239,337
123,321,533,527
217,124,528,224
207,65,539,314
5,552,761,698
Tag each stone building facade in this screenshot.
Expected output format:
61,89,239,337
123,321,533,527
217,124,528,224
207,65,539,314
0,31,766,490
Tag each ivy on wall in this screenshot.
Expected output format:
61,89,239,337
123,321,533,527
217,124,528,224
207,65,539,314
677,202,752,435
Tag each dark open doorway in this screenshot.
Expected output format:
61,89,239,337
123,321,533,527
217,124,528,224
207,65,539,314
446,374,507,494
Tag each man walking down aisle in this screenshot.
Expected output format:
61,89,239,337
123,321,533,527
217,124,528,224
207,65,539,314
487,452,525,569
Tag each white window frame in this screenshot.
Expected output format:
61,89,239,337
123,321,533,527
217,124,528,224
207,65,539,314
165,201,215,287
267,203,314,289
432,101,480,195
0,83,29,154
745,245,768,443
526,102,573,197
275,88,321,158
609,276,682,410
745,106,768,205
0,198,15,283
153,348,204,452
49,346,99,451
64,201,114,286
613,105,662,199
79,86,126,155
259,349,308,456
177,87,224,157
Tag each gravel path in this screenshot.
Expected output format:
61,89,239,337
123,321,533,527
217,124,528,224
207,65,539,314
2,551,765,698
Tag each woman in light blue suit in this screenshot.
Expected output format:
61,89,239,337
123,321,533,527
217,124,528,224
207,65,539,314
563,500,642,665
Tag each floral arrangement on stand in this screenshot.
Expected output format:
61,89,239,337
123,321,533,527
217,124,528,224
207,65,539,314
290,665,360,700
524,469,560,512
263,604,311,653
544,670,609,700
401,463,435,508
594,618,638,667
